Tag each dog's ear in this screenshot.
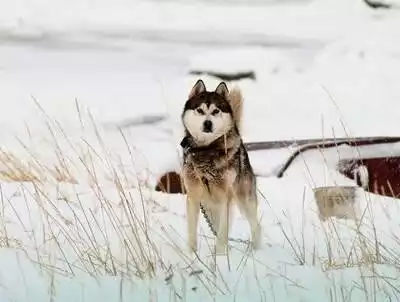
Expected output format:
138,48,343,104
215,82,229,99
189,79,206,98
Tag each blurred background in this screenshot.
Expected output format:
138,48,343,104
0,0,399,147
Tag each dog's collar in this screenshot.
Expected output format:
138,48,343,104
180,129,237,153
180,136,214,154
180,136,192,150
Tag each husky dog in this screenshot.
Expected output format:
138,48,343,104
180,79,261,255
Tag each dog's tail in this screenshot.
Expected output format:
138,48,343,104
227,86,243,133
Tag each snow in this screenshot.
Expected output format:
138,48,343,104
0,0,400,301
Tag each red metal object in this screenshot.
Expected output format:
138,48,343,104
155,171,186,194
338,157,400,198
155,136,400,195
275,136,400,178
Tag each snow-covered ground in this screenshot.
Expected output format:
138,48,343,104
0,0,400,301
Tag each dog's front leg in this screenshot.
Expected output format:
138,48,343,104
186,196,200,253
215,201,229,255
214,189,232,255
237,196,262,250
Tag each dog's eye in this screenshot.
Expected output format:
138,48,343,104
211,109,220,115
196,108,205,115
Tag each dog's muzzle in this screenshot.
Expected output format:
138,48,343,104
203,120,213,133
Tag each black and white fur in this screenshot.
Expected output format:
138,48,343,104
180,79,262,255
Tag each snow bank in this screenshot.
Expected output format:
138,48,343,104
0,0,400,300
0,0,381,46
187,4,400,141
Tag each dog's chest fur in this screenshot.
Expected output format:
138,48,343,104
181,130,247,186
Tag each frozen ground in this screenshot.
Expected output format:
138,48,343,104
0,0,400,301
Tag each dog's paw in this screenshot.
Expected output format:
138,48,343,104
188,242,198,255
251,239,261,250
251,228,262,250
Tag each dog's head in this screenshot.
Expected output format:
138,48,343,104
182,79,234,146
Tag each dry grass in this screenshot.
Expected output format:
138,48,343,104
0,98,399,301
0,102,240,301
0,105,163,279
0,148,77,184
257,88,400,301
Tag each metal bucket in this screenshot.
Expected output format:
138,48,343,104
313,186,359,221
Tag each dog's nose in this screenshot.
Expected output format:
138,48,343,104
203,120,213,133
